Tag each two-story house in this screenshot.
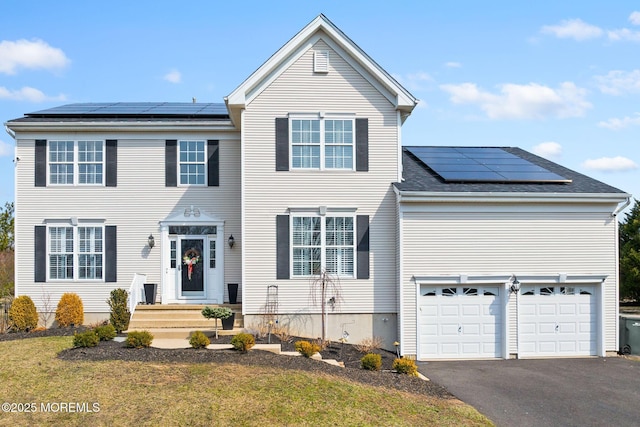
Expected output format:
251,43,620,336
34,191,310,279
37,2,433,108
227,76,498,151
6,15,630,359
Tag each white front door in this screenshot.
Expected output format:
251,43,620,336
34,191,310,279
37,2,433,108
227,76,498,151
164,224,224,304
519,285,597,357
419,285,502,359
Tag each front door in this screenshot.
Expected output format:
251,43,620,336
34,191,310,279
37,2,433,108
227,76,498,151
180,237,205,295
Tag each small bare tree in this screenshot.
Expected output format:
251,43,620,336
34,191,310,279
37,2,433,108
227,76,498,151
39,287,55,328
309,268,342,343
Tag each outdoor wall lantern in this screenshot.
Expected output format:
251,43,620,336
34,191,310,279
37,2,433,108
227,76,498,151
509,275,520,294
228,234,235,249
148,234,155,249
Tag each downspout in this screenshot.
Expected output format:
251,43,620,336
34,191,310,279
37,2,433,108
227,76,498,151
612,196,631,218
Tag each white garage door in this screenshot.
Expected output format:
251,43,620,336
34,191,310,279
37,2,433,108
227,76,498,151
419,285,502,359
519,285,597,357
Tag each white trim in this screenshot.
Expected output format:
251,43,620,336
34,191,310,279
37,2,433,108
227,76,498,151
395,189,631,205
177,139,207,187
45,223,105,282
47,140,105,187
397,194,405,356
6,121,237,133
397,110,402,183
413,273,608,285
289,213,356,278
240,108,246,316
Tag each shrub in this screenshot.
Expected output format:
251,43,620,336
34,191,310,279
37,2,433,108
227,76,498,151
393,357,418,376
94,324,117,341
361,353,382,371
55,293,84,327
189,330,211,349
126,330,153,348
295,340,321,358
8,295,38,332
355,336,384,354
108,289,130,333
230,333,255,352
73,330,99,348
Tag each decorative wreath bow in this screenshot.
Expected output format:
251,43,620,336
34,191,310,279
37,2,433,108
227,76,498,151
182,248,200,281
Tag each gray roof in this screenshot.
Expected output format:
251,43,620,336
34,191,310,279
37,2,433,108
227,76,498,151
396,146,626,194
9,102,230,122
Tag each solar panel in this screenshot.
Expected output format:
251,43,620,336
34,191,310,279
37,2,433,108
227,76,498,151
406,146,572,183
27,102,229,117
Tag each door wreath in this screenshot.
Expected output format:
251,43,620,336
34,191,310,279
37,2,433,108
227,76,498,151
182,248,200,281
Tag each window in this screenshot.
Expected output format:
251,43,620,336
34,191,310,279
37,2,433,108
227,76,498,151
290,117,354,170
292,216,354,277
48,225,103,280
209,240,216,268
49,141,103,185
179,140,206,185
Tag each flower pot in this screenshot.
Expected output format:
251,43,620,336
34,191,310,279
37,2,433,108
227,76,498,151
227,283,238,304
222,313,235,330
143,284,157,305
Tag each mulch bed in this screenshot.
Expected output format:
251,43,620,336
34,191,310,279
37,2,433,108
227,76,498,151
1,328,452,399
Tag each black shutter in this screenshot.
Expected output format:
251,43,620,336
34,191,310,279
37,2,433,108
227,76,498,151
276,215,290,279
35,139,47,187
355,118,369,172
34,226,46,282
105,226,117,282
356,215,370,279
207,140,219,187
106,140,117,187
275,118,289,171
165,140,177,187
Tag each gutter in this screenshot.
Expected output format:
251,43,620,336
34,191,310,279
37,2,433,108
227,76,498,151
4,124,15,139
612,196,632,217
394,188,632,205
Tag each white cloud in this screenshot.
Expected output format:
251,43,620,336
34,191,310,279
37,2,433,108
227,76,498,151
445,62,461,68
540,19,603,41
608,28,640,42
164,70,182,83
0,86,66,102
582,156,638,172
630,11,640,25
594,69,640,95
0,39,69,75
439,81,591,120
0,139,12,157
532,142,562,159
393,71,434,91
597,113,640,130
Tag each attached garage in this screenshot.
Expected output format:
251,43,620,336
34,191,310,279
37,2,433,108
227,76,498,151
419,285,503,359
518,285,598,357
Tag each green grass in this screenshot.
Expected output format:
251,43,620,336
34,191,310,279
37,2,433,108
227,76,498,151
0,337,493,426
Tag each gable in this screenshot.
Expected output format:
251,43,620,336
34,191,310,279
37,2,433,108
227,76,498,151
226,15,416,127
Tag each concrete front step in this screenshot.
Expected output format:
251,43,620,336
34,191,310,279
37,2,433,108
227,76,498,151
129,304,244,330
125,327,245,339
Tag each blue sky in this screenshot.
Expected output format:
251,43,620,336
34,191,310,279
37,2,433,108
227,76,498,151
1,1,638,212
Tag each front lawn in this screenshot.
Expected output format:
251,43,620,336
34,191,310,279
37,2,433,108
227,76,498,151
0,337,492,426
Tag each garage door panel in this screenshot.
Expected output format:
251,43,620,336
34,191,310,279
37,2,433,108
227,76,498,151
419,285,502,359
519,285,597,357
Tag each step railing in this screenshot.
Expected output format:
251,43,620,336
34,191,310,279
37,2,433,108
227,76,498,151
128,273,147,316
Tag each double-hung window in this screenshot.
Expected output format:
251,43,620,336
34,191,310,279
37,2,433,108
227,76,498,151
179,140,206,185
49,140,104,185
48,225,104,280
290,116,354,170
292,216,354,277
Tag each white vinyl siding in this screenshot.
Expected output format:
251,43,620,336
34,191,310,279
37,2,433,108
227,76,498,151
242,39,399,315
14,131,241,312
400,206,620,356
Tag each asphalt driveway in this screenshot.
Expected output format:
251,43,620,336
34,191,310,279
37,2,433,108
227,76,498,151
421,357,640,427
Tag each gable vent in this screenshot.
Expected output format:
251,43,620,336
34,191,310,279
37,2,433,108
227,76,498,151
314,51,329,73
